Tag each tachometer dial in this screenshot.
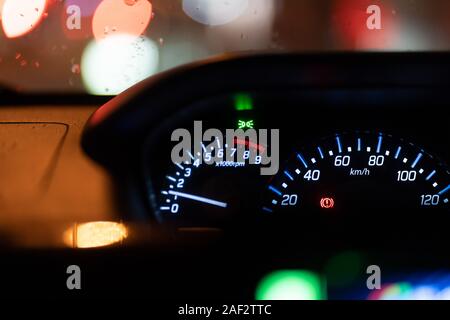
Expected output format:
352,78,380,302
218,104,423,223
157,139,265,227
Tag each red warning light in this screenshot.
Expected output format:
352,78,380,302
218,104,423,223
320,197,335,209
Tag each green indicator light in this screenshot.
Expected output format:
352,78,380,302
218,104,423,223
234,94,253,111
255,270,325,300
238,119,254,129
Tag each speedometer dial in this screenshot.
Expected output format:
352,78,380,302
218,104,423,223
263,132,450,214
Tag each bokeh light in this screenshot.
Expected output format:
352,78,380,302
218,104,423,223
332,0,397,50
0,0,4,17
369,282,412,300
92,0,153,41
63,0,103,40
63,221,128,248
410,286,438,300
65,0,103,17
438,287,450,300
368,274,450,300
1,0,48,38
256,270,325,300
325,251,364,288
203,0,276,52
81,34,159,95
183,0,249,26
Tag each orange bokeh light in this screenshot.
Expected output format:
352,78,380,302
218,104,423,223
0,0,4,18
1,0,48,38
63,221,128,248
92,0,153,41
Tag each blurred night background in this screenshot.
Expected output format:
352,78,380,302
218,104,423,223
1,0,450,94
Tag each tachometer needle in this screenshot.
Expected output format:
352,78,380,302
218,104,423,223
168,191,228,208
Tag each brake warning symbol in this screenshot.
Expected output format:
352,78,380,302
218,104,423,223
320,197,335,209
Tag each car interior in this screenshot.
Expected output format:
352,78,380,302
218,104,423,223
1,0,449,302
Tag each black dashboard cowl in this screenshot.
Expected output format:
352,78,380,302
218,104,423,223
81,52,450,167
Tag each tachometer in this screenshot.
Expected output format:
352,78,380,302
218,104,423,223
263,132,449,214
157,139,265,227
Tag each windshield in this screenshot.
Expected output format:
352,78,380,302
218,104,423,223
0,0,447,95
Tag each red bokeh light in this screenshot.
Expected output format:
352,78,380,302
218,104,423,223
92,0,153,41
332,0,397,49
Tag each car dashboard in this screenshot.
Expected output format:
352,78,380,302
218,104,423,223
1,53,450,300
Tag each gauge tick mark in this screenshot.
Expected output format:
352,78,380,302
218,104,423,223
411,153,423,169
175,163,184,170
284,170,294,181
297,153,308,168
395,146,402,159
426,170,436,181
376,135,383,153
438,184,450,195
317,147,324,159
336,136,343,153
269,185,282,197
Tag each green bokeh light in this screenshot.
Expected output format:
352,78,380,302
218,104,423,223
255,270,325,300
324,251,364,288
380,282,413,300
234,94,253,111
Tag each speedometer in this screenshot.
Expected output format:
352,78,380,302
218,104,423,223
263,132,450,214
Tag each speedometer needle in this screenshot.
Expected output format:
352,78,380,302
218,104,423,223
168,191,228,208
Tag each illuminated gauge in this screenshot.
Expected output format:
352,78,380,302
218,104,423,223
156,138,266,227
262,132,449,214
